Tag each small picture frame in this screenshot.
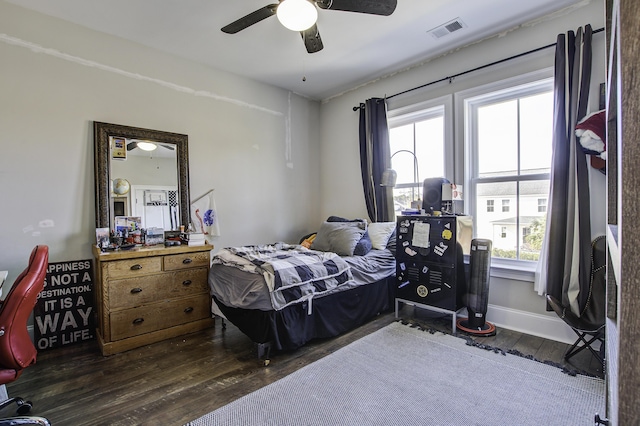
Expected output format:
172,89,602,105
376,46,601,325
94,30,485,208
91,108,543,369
111,136,127,160
95,227,110,249
114,216,141,234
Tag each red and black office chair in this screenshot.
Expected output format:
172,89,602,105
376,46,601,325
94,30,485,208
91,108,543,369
0,245,48,419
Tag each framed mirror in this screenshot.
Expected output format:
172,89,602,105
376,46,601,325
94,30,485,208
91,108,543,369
93,121,190,232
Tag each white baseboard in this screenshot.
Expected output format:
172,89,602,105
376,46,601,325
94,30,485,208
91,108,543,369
483,304,577,345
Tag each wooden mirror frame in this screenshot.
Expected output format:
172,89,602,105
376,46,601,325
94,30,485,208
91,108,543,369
93,121,190,230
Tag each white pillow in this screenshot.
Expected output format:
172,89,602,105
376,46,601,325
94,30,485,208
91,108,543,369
368,222,396,250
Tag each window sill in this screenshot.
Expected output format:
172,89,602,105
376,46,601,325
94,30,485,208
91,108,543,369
489,259,536,282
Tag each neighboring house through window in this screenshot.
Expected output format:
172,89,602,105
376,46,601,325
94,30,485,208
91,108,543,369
538,198,547,213
486,199,494,212
460,73,553,262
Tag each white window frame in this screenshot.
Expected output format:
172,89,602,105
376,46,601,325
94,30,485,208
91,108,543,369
456,68,554,280
387,95,455,190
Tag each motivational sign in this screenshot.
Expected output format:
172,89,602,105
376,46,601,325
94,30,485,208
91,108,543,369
34,259,95,350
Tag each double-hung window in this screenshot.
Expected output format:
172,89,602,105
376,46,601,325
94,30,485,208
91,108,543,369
387,96,453,217
462,75,553,263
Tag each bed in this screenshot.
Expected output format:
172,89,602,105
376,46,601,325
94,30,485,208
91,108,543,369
207,219,397,362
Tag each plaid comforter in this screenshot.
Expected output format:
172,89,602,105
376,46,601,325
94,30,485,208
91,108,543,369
211,243,353,311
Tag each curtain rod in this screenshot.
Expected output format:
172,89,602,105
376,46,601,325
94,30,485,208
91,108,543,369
352,26,604,111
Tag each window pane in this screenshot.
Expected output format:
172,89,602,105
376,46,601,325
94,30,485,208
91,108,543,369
393,187,419,215
476,182,517,258
475,180,548,260
520,92,553,174
389,112,446,217
415,116,444,179
389,124,414,157
389,124,417,186
477,100,518,177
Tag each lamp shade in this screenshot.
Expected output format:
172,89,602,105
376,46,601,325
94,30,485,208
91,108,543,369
380,168,398,187
277,0,318,31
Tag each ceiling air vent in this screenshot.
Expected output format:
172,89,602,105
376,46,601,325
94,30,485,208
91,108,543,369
428,18,466,39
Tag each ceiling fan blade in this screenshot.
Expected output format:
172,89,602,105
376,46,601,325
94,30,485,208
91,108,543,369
301,24,323,54
316,0,397,16
221,4,278,34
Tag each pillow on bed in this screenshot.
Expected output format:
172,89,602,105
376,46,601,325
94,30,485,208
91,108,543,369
300,233,317,248
368,222,396,250
311,221,367,256
327,216,372,256
385,228,397,255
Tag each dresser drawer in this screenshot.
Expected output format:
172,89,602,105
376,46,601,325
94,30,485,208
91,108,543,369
108,268,209,310
164,251,210,271
105,257,162,280
109,294,211,341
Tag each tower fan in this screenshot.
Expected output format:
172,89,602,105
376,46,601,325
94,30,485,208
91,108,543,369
457,239,496,336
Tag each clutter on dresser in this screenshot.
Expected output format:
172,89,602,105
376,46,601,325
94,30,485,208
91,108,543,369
145,227,164,246
96,220,174,252
181,231,206,247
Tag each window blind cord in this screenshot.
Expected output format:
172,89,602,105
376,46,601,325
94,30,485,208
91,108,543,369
352,26,604,111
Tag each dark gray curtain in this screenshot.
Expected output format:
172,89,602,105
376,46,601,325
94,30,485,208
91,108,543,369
359,98,394,222
544,25,593,315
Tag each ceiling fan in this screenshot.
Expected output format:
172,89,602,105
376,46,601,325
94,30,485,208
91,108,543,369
221,0,398,53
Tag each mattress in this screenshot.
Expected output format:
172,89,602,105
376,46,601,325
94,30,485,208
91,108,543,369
208,247,396,311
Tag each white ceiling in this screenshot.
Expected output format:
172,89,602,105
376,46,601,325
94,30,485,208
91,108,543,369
6,0,585,100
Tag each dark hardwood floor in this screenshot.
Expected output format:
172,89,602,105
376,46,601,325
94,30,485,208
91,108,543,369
3,306,602,425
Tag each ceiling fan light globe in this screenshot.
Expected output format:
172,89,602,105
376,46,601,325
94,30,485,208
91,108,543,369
277,0,318,31
136,141,157,151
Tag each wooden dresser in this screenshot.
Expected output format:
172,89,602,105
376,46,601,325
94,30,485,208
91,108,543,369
92,244,214,355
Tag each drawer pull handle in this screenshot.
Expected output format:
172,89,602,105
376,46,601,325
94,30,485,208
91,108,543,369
182,258,193,264
184,307,194,313
130,287,143,294
130,264,143,270
132,318,144,325
182,280,192,286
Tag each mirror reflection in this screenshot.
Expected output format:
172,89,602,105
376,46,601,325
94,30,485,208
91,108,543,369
93,121,190,233
110,137,180,230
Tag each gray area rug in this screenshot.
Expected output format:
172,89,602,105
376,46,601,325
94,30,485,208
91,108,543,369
186,321,605,425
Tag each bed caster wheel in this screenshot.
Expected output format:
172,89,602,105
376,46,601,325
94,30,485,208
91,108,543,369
263,359,270,366
16,400,33,415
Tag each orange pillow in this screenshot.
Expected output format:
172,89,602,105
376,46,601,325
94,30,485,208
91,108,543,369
301,233,316,248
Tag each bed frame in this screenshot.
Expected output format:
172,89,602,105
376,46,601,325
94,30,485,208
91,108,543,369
212,275,396,364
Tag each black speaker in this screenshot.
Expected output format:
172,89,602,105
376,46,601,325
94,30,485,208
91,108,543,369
422,177,450,213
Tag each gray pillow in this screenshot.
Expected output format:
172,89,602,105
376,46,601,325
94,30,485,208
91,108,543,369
311,221,367,256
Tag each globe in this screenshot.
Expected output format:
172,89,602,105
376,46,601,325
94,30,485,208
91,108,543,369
113,178,130,195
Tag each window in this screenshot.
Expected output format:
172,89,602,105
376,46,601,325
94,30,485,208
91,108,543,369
538,198,547,213
486,200,494,212
463,77,553,262
388,96,453,216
